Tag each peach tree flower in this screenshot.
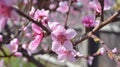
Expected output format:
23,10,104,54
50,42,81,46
51,25,77,51
7,38,22,57
89,0,114,14
56,47,77,62
0,0,18,32
81,15,97,28
22,23,43,54
57,1,69,14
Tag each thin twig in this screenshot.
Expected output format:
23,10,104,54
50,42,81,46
12,7,51,36
74,10,120,46
64,0,72,28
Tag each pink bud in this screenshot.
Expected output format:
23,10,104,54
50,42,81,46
14,52,22,57
87,56,94,65
112,48,118,53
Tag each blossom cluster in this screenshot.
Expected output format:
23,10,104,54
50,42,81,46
0,0,119,66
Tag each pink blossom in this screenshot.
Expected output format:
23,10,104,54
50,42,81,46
0,0,16,18
56,47,77,62
0,35,3,42
51,25,77,51
34,9,49,24
81,15,96,28
28,35,43,51
7,38,19,53
26,23,43,51
99,47,106,55
89,0,114,14
112,48,118,54
89,1,101,14
48,22,61,31
87,56,94,65
57,1,69,14
32,23,43,35
14,52,22,57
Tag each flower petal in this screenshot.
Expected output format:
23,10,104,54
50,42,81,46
58,54,66,62
48,22,61,31
65,28,77,39
63,40,73,50
51,41,61,52
28,35,43,51
32,23,42,34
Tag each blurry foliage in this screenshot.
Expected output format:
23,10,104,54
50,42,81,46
113,0,120,10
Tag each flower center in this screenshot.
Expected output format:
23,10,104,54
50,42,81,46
57,35,67,44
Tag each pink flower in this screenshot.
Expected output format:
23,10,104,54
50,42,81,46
48,22,61,31
81,15,96,28
0,35,3,42
14,52,22,57
32,23,43,35
56,47,77,62
24,23,43,51
57,1,69,14
7,38,19,53
89,1,101,14
89,0,114,14
34,9,49,24
28,35,43,51
51,25,77,51
0,0,18,30
112,48,118,54
87,56,94,65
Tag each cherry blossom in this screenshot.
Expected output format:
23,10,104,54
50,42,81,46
48,22,61,31
34,9,49,24
56,47,77,62
57,1,69,14
7,38,22,57
81,15,96,28
51,25,77,51
87,56,94,65
22,23,43,53
89,0,114,14
0,0,18,31
7,38,19,53
28,23,43,51
112,48,118,54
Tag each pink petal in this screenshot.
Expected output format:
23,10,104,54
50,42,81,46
52,25,66,36
28,35,43,51
65,28,77,39
58,54,66,62
67,53,76,62
51,41,61,52
14,52,22,57
112,48,118,53
48,22,61,31
87,56,94,65
63,40,73,51
8,38,19,53
32,23,42,34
